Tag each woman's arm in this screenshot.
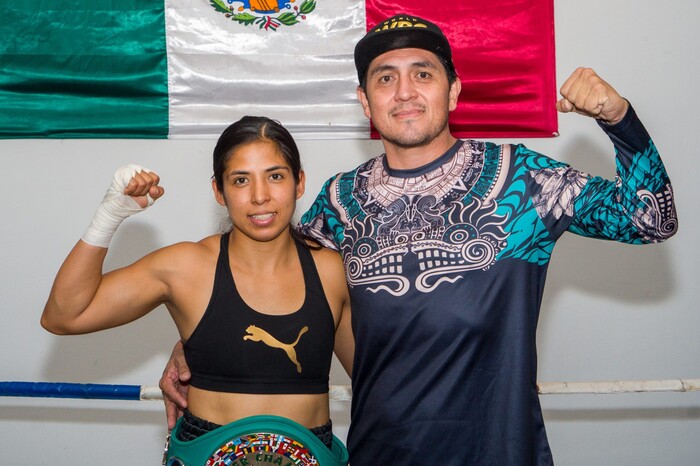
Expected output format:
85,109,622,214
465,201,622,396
334,297,354,378
313,246,355,378
41,165,166,334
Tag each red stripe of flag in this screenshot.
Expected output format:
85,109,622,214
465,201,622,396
365,0,557,139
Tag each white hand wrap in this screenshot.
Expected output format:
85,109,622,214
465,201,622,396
81,164,156,248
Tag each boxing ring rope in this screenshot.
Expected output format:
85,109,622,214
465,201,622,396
1,379,699,402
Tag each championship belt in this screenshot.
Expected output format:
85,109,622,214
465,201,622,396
164,414,349,466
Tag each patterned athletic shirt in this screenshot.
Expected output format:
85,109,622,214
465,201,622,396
298,106,677,465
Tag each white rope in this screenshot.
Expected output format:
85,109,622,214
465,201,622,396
537,378,700,395
139,378,700,401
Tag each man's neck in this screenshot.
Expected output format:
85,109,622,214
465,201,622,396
383,132,458,171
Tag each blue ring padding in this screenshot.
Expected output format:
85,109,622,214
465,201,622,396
0,382,142,400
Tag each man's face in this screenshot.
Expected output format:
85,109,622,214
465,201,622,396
357,48,460,150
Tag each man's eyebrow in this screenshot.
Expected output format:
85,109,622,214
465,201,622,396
368,59,438,77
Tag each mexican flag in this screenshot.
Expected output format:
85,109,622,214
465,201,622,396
0,0,556,139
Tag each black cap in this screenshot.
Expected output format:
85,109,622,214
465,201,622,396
354,15,456,85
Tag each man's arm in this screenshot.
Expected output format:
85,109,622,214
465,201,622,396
556,67,629,124
159,340,190,430
297,175,344,250
529,68,677,244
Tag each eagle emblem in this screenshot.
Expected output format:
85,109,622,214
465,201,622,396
209,0,316,30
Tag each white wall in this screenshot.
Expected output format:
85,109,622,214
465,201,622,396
1,0,699,464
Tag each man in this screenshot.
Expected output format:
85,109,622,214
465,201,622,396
161,14,677,464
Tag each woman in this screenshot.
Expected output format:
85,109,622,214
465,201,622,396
41,116,353,466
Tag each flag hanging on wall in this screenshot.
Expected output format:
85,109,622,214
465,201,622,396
366,0,558,139
0,0,556,139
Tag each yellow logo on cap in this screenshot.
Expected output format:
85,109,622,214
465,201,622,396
373,16,429,32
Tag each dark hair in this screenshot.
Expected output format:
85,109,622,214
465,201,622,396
355,15,458,90
213,116,302,192
212,116,319,248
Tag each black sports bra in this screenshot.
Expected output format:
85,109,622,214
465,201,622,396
184,233,335,394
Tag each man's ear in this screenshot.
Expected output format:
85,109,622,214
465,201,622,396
357,86,372,119
448,78,462,112
212,179,226,206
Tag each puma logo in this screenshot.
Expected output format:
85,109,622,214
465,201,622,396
243,325,309,373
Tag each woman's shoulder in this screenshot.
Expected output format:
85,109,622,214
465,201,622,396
307,241,343,266
145,234,222,267
308,244,347,291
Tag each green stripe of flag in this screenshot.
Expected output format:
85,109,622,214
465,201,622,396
0,0,168,138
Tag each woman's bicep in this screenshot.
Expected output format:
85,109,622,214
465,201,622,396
47,252,170,335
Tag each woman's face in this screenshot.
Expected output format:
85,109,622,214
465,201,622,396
213,140,305,244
